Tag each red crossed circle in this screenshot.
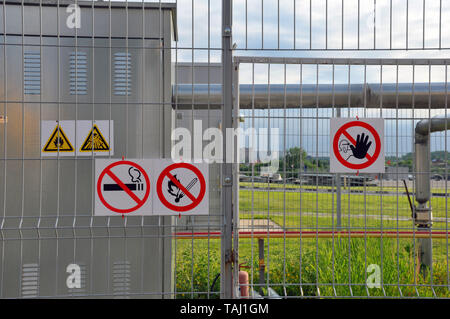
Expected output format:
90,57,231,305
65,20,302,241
97,160,150,214
333,121,381,170
157,162,206,212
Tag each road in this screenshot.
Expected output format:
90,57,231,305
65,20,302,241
240,186,449,198
241,211,450,224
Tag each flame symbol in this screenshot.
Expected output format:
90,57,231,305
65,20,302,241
167,174,181,201
53,136,64,148
167,175,198,203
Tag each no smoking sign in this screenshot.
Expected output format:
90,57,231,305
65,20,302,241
330,118,385,173
95,159,153,216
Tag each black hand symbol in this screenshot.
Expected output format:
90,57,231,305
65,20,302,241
350,133,372,159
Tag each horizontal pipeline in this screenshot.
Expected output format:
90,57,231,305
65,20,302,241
174,230,450,239
173,83,450,109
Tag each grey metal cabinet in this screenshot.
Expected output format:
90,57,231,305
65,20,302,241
0,0,176,298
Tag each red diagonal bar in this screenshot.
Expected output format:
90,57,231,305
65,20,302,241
166,171,197,203
342,129,373,161
106,169,142,204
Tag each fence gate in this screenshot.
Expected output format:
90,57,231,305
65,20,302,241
233,56,450,298
230,0,450,298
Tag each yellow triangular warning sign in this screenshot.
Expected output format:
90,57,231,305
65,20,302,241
80,125,110,152
42,125,74,152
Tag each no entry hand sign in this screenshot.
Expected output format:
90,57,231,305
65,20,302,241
330,118,384,173
94,159,209,216
95,159,152,216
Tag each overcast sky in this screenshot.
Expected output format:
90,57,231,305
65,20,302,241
135,0,450,157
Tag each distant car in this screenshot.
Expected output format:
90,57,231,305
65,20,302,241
408,174,414,181
286,177,304,185
292,178,305,185
432,174,443,181
239,174,251,182
269,174,283,183
251,176,265,183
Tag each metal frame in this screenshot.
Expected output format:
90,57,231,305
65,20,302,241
232,56,450,298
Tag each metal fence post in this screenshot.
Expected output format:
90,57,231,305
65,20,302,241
258,238,265,296
221,0,234,299
233,62,241,296
336,107,342,228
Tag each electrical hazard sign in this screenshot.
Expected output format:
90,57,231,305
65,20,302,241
330,118,384,173
41,121,75,156
153,161,209,215
95,159,152,216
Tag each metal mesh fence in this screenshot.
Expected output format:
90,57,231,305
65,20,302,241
1,0,450,299
0,0,179,298
235,57,450,298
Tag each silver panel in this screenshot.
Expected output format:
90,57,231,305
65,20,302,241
0,1,176,298
4,1,176,40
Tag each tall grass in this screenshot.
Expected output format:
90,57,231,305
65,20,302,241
175,237,450,298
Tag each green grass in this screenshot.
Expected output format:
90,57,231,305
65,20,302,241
174,186,450,298
175,237,450,298
240,182,450,194
239,189,450,225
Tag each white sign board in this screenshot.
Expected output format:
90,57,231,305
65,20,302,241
41,121,76,156
94,159,209,216
330,118,385,173
95,159,153,216
41,120,114,156
153,160,209,216
76,121,114,156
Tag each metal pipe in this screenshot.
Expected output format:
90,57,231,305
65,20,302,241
416,114,450,135
414,114,450,276
174,230,450,239
173,83,450,109
415,115,450,205
258,238,265,296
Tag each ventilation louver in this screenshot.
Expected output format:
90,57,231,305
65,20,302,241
113,52,132,96
70,51,88,95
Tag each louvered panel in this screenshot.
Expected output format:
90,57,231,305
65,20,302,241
21,263,39,298
24,52,41,95
69,51,88,95
113,52,131,96
112,261,131,298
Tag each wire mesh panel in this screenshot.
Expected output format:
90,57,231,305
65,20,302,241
2,0,450,300
0,0,186,298
234,56,450,298
0,0,230,299
232,0,450,51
